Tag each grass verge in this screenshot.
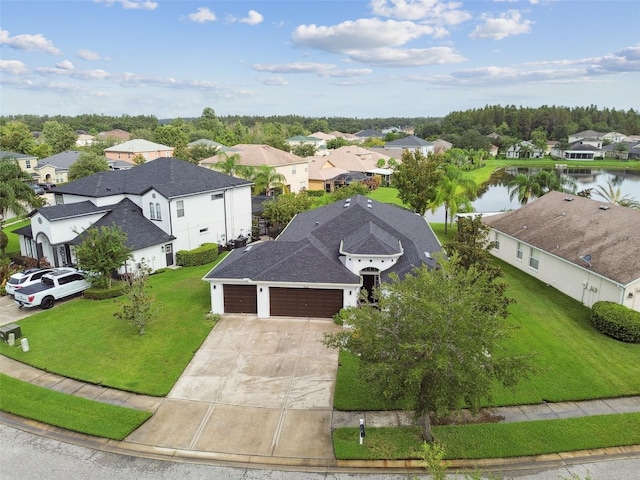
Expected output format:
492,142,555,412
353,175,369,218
333,413,640,460
0,374,151,440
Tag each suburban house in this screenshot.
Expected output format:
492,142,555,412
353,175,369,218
506,141,544,159
104,139,174,163
97,129,131,142
32,150,82,184
353,129,384,141
384,135,435,156
75,134,96,147
482,191,640,312
286,135,327,152
1,150,39,176
568,130,603,144
307,158,350,192
13,158,252,273
200,144,309,193
204,195,443,318
313,145,394,187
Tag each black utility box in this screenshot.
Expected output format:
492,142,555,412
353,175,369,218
0,323,22,342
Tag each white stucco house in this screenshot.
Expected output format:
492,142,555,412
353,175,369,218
482,191,640,312
13,158,253,273
506,141,544,159
204,195,442,318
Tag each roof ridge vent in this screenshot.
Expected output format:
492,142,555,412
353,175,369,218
599,205,610,210
564,197,574,201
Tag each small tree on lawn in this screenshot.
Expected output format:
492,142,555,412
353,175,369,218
323,256,532,442
114,261,154,335
74,225,131,288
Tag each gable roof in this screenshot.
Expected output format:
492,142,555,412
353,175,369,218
385,135,433,148
214,144,307,167
324,145,391,172
52,157,251,199
68,198,175,250
104,139,172,153
97,129,131,140
482,191,640,285
354,129,383,138
0,150,37,160
206,195,441,285
35,150,83,170
35,200,109,221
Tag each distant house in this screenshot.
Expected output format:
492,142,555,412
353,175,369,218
323,145,394,186
201,144,309,193
506,141,544,159
432,139,453,155
482,191,640,312
97,129,131,142
307,158,349,192
286,135,326,151
0,150,39,176
353,129,384,141
104,139,174,163
568,130,604,143
384,135,434,156
13,158,252,272
204,195,442,318
75,134,96,147
33,150,83,184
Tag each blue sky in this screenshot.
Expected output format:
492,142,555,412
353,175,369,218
1,0,639,119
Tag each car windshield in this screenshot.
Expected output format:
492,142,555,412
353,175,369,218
8,277,23,285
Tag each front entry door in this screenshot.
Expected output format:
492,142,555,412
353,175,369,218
164,244,173,266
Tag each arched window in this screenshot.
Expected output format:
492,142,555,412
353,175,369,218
155,203,162,220
149,202,155,219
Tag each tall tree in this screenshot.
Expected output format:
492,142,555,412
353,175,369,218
68,152,109,181
249,165,288,195
261,192,313,238
0,121,36,154
430,164,477,234
392,150,444,215
323,258,531,441
42,120,77,154
0,159,41,224
74,225,132,288
209,153,252,178
508,170,574,205
593,179,640,209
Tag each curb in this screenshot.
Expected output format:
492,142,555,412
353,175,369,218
3,411,640,474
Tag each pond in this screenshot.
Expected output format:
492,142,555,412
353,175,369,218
425,167,640,223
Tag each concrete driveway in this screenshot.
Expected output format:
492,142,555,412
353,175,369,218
0,294,39,327
126,314,342,462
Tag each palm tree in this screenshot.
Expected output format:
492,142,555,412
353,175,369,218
209,153,246,178
430,164,477,234
508,170,575,205
593,179,640,209
0,159,41,224
249,165,288,196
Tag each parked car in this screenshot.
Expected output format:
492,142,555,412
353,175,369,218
28,183,45,195
5,267,55,296
38,183,56,192
14,267,91,309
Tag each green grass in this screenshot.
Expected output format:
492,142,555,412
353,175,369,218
2,219,30,255
0,260,223,396
0,374,151,440
333,413,640,460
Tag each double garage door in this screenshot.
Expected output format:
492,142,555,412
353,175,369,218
223,285,343,318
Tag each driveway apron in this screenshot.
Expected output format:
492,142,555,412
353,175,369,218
126,314,342,460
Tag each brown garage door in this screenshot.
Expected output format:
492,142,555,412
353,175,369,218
223,284,257,314
270,287,343,318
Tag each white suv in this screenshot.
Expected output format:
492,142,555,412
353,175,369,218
5,267,55,296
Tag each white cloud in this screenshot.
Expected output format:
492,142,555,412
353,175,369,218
0,59,28,75
257,76,288,86
186,7,216,23
56,60,74,70
77,49,103,61
239,10,264,26
252,62,335,74
95,0,158,10
470,10,533,40
369,0,471,25
0,29,61,55
349,46,466,67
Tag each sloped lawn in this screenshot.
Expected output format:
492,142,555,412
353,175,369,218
0,261,222,396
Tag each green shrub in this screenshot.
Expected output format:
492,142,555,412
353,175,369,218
591,301,640,343
176,243,218,267
305,190,326,197
84,282,127,300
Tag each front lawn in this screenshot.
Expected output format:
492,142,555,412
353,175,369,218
0,374,151,440
0,260,222,396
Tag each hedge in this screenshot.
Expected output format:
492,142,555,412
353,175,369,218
176,243,218,267
591,301,640,343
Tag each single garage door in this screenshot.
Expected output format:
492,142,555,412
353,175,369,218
223,284,257,314
270,287,343,318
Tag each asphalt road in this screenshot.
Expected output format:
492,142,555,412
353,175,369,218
2,425,639,480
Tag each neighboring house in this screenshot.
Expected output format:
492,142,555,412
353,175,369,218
323,146,394,186
432,139,453,155
97,129,131,142
201,144,309,193
0,150,39,176
557,143,599,160
75,134,96,147
603,132,626,143
353,129,384,141
384,135,434,156
188,139,237,154
33,150,82,184
568,130,604,143
204,195,442,318
482,191,640,312
13,158,252,273
286,135,326,151
307,158,349,192
104,139,174,163
506,141,544,159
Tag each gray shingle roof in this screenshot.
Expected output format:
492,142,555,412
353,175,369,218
36,150,82,170
1,150,37,160
52,157,251,199
385,135,433,148
35,200,109,221
482,191,640,285
206,195,441,285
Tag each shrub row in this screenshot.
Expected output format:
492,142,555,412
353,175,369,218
591,301,640,343
176,243,218,267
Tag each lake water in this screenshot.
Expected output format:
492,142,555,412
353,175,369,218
425,167,640,223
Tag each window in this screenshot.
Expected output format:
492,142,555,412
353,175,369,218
529,248,539,270
292,165,297,174
177,200,184,218
25,160,31,168
155,203,162,220
149,202,155,219
494,233,500,250
211,193,223,201
199,228,208,234
516,242,523,260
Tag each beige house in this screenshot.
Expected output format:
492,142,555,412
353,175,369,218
307,158,349,192
104,139,174,163
483,191,640,312
0,150,38,176
97,129,131,142
201,144,309,193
